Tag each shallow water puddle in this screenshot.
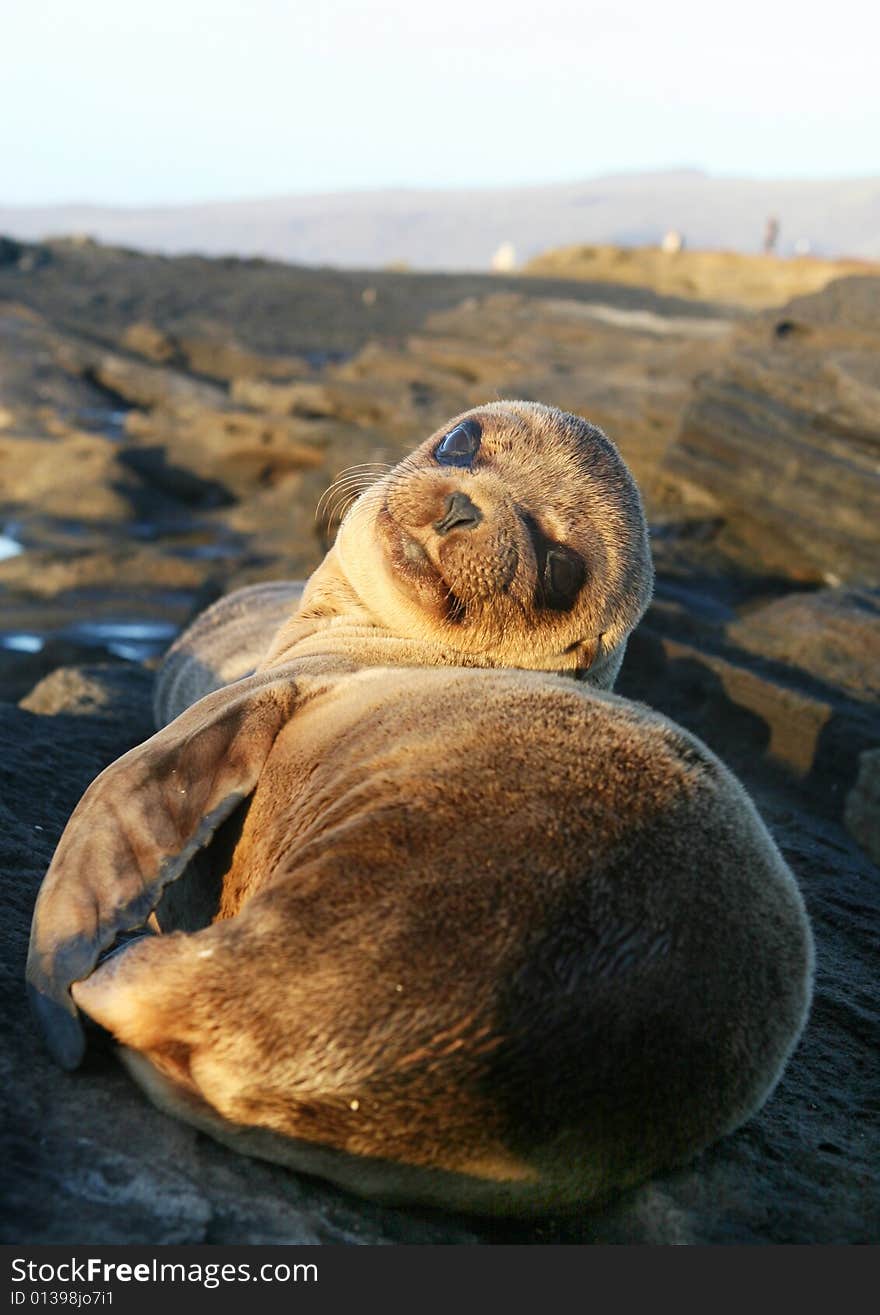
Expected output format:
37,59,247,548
62,620,180,661
72,406,131,442
0,620,181,663
0,633,44,653
0,533,24,562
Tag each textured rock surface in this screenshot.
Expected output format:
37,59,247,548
845,749,880,867
661,277,880,584
727,589,880,705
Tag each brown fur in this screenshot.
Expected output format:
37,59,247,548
27,402,813,1215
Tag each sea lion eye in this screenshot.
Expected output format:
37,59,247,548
435,419,482,467
543,548,586,611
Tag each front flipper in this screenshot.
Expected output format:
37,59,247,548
26,669,301,1069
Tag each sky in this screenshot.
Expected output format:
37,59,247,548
3,0,879,206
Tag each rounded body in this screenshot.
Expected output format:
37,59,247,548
73,662,813,1214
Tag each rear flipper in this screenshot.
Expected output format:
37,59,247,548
68,924,547,1215
27,668,301,1070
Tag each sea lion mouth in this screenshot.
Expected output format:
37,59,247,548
376,503,470,625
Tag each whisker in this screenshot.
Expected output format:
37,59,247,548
316,467,393,528
316,474,377,511
317,475,382,516
324,490,372,524
332,463,393,476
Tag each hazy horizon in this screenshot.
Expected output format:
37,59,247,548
4,171,878,269
6,165,880,214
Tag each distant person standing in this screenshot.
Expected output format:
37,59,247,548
763,215,780,255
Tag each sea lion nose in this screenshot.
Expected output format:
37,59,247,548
433,491,482,535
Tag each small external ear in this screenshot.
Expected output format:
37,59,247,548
574,634,627,691
26,669,301,1070
575,637,600,672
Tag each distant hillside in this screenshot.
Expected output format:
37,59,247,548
1,171,879,271
524,244,876,309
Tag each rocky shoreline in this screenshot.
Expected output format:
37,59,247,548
1,237,877,1243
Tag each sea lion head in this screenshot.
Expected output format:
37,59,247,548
314,401,653,685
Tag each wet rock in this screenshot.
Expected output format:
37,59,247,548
0,581,212,703
0,544,207,601
662,276,880,584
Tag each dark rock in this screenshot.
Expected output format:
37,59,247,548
0,236,25,267
0,237,735,363
618,618,878,824
844,749,880,866
0,639,126,705
0,302,129,437
67,345,226,412
118,445,237,510
20,663,161,718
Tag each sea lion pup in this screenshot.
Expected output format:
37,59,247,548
27,401,813,1216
